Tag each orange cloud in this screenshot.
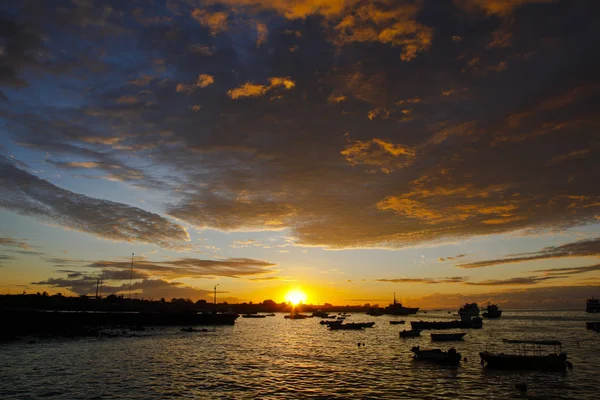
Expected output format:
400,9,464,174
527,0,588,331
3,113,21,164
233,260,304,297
454,0,554,17
227,77,295,99
191,9,229,35
342,138,415,172
176,74,215,93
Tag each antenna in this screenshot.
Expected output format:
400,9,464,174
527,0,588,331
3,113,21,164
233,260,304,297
129,252,134,299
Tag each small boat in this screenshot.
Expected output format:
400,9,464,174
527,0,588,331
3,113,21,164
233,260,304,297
482,304,502,318
242,314,266,318
265,313,276,317
400,329,422,338
329,323,364,330
366,308,384,316
284,313,309,319
411,317,483,330
458,303,480,317
586,297,600,313
389,320,406,325
312,310,335,318
480,339,571,371
320,319,343,326
431,333,466,341
585,321,600,329
411,346,461,365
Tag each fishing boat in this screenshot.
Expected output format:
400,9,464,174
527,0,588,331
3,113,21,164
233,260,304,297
411,346,462,365
431,332,466,341
482,304,502,318
389,320,406,325
241,314,266,318
312,310,335,318
458,303,480,317
329,323,364,330
411,317,483,330
400,329,422,338
586,297,600,313
284,313,309,319
480,339,571,371
384,293,419,315
320,319,343,326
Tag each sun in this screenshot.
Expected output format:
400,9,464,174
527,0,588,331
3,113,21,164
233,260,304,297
285,289,308,305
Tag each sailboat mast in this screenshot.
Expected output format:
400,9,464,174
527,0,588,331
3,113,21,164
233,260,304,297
129,252,134,299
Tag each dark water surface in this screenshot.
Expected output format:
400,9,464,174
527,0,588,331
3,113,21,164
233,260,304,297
1,310,600,399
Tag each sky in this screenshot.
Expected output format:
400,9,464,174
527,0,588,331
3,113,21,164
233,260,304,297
1,0,599,309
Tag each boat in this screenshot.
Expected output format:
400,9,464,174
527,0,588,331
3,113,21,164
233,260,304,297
366,308,384,316
482,304,502,318
312,310,334,318
384,293,419,315
265,313,276,316
320,319,343,326
411,346,462,365
400,329,422,337
458,303,480,317
389,320,406,325
284,313,309,319
586,321,600,330
242,314,266,318
411,317,483,330
329,322,375,330
431,332,466,341
586,297,600,313
480,339,571,371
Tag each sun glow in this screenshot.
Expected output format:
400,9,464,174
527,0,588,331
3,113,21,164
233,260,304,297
285,289,308,305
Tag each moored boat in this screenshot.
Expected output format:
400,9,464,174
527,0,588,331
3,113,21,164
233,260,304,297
458,303,480,317
400,329,422,337
480,339,571,371
431,332,466,341
411,317,483,330
320,319,343,326
366,308,385,316
312,310,334,318
411,346,461,365
284,313,309,319
242,314,266,318
586,297,600,313
389,320,406,325
585,321,600,329
482,304,502,318
384,293,419,315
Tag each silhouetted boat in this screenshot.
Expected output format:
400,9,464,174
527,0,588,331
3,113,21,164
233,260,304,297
312,310,334,318
265,313,276,316
482,304,502,318
389,320,405,325
284,313,309,319
458,303,480,317
586,297,600,313
411,317,483,330
385,293,419,315
480,339,570,371
242,314,266,318
366,308,384,316
411,346,461,365
431,332,466,341
329,323,363,330
320,319,343,326
400,329,422,337
586,321,600,329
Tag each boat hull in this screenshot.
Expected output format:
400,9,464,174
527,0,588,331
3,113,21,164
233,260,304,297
431,333,466,341
412,347,461,365
411,318,483,330
400,329,421,337
479,351,568,371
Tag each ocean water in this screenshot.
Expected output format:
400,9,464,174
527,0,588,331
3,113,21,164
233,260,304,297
1,310,599,399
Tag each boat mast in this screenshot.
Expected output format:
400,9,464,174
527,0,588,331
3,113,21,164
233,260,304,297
214,284,220,310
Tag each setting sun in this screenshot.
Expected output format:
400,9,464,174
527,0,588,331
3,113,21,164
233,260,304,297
285,289,308,305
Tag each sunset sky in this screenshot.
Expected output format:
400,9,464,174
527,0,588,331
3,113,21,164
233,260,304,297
1,0,599,309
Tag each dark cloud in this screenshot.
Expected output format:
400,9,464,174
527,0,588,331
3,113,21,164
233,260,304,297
532,263,600,276
458,237,600,268
375,277,468,284
0,254,15,261
0,237,30,249
0,158,190,249
0,0,599,250
463,275,561,286
45,256,277,279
